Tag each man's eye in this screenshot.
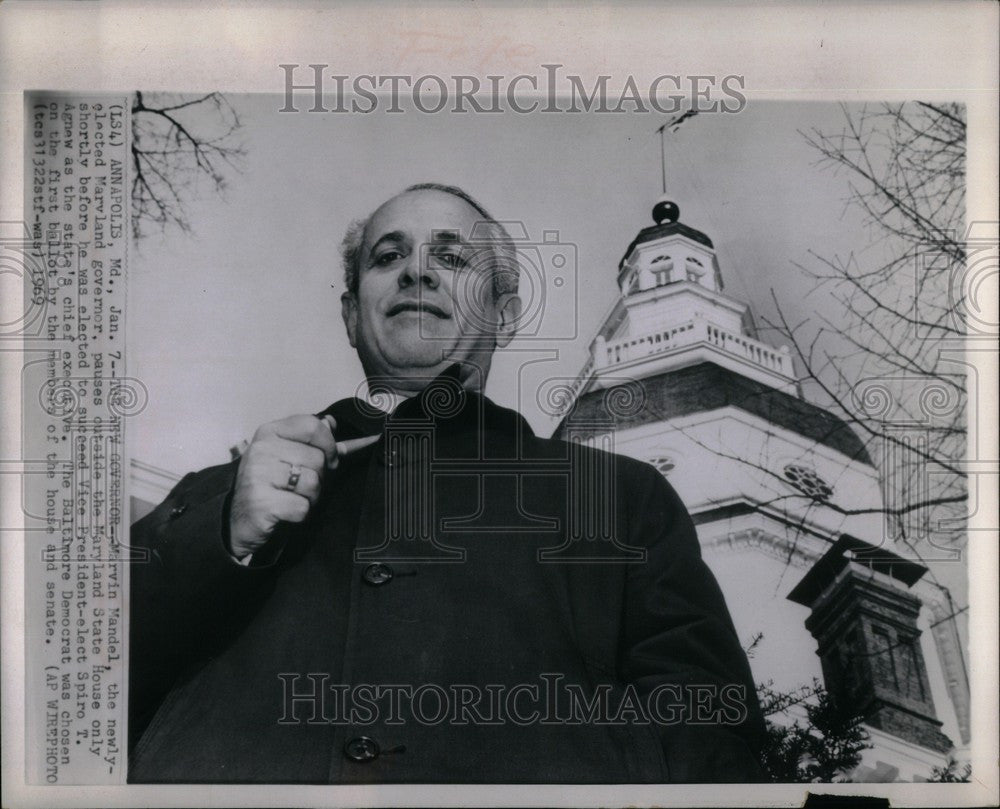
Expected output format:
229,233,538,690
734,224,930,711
432,252,466,270
375,251,403,266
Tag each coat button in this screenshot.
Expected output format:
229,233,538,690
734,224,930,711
362,563,394,586
344,736,380,762
168,504,187,519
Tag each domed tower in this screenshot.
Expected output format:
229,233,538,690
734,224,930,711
552,196,969,781
621,195,724,296
557,196,800,403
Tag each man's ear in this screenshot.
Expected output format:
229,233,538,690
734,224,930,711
341,292,358,348
494,294,522,349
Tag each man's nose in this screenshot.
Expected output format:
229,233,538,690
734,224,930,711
397,252,440,290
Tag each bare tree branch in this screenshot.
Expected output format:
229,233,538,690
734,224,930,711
763,100,968,599
130,91,246,240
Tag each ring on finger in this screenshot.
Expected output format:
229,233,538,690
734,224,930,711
285,464,302,492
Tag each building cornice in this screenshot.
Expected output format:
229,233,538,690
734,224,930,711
555,362,873,465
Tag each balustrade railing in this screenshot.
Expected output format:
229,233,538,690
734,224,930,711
561,318,793,414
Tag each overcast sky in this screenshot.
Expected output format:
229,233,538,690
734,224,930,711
131,96,877,475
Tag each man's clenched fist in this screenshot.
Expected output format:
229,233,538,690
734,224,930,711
227,414,377,560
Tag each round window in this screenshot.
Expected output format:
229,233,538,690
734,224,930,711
782,463,834,502
649,456,676,476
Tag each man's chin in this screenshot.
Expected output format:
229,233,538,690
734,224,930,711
369,349,455,383
360,337,491,392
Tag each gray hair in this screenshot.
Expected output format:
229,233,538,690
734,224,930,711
340,183,519,301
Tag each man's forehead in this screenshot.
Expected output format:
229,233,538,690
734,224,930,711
365,189,481,244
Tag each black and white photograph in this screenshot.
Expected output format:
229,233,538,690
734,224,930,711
123,93,973,787
1,3,997,807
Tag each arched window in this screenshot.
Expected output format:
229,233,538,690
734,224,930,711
684,256,704,283
649,255,672,287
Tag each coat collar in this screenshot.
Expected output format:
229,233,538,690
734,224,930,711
317,364,534,442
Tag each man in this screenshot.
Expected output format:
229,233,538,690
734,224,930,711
128,183,766,783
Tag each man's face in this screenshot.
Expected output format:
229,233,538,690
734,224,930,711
341,189,520,392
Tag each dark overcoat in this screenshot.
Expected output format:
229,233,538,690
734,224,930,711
128,377,766,783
